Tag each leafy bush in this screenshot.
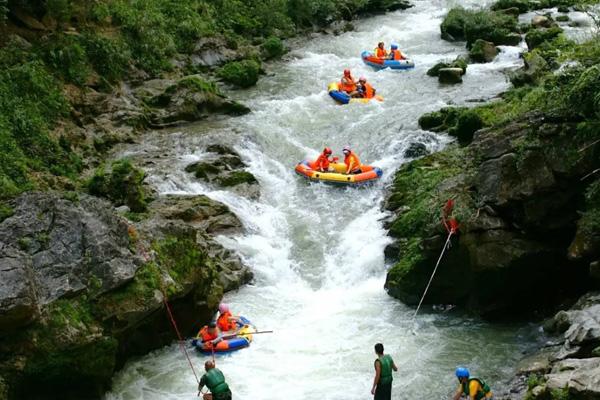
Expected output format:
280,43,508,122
566,65,600,118
81,33,131,82
87,159,148,212
218,59,261,87
491,0,531,13
46,0,73,24
262,36,286,59
38,35,90,85
441,7,520,48
525,26,563,50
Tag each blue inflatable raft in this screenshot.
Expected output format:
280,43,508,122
192,316,256,355
361,51,415,70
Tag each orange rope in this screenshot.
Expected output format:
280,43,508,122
162,294,200,384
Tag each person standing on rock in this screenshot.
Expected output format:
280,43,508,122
371,343,397,400
453,367,493,400
198,360,232,400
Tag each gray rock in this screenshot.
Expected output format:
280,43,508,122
0,192,140,307
546,358,600,397
469,39,499,63
404,143,429,158
0,255,38,331
438,68,464,84
532,15,555,28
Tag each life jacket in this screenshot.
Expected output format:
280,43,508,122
390,49,404,60
202,368,230,395
374,47,388,58
362,83,375,99
376,354,394,385
310,153,331,171
217,311,237,332
344,151,361,173
198,326,218,342
340,76,356,93
461,378,492,400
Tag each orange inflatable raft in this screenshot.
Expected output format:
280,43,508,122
295,160,383,185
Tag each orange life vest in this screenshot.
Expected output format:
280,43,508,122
344,152,362,173
199,326,218,342
340,76,356,93
217,311,237,332
375,47,388,58
390,49,404,60
362,83,375,99
310,153,331,171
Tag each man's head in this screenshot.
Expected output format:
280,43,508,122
344,69,351,76
375,343,384,355
205,360,215,371
455,367,469,383
378,42,384,49
359,76,367,83
342,145,351,155
208,321,217,333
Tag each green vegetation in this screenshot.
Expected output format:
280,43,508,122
426,58,467,76
525,26,563,50
492,0,596,11
441,7,520,48
0,202,13,222
218,59,261,88
86,159,148,212
580,180,600,236
262,36,286,59
419,107,484,144
217,171,258,186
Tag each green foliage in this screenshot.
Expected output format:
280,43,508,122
0,201,13,222
87,159,148,212
154,236,207,283
527,373,545,389
441,7,520,48
0,52,80,199
262,36,286,59
580,180,600,235
81,33,131,82
525,27,563,50
492,0,531,12
46,0,73,23
418,111,445,130
0,0,7,25
448,109,483,144
469,39,499,63
218,59,261,87
566,65,600,118
39,35,90,85
427,58,467,77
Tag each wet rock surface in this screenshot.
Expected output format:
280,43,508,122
185,145,260,199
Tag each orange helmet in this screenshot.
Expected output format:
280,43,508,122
323,147,332,155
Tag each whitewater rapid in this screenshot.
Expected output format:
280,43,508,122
106,1,547,399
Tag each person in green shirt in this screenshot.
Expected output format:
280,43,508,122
371,343,398,400
198,360,232,400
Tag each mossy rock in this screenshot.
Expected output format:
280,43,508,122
491,0,531,13
418,111,445,130
525,27,563,50
185,162,221,180
427,58,467,77
448,109,483,144
469,39,499,63
218,59,261,88
555,15,570,22
262,36,286,60
216,171,257,187
441,7,520,48
87,159,148,212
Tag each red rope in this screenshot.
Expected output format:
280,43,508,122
162,294,200,384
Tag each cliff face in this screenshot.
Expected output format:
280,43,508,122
384,113,600,318
0,191,251,399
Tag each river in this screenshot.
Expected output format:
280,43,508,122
105,0,546,398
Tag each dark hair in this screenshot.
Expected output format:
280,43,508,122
209,321,217,328
375,343,384,354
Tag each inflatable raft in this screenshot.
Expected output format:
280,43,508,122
327,82,383,105
361,51,415,70
295,160,383,185
192,316,256,355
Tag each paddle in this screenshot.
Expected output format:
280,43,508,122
198,330,274,343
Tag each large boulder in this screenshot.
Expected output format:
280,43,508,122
438,68,464,84
384,114,600,317
469,39,499,63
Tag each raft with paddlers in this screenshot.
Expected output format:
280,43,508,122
361,51,415,70
327,82,383,105
295,160,383,185
192,316,256,354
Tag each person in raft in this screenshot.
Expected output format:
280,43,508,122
374,41,388,58
389,43,405,60
371,343,398,400
453,367,494,400
310,147,335,172
340,69,359,97
342,146,362,174
216,303,239,332
356,77,376,99
198,360,232,400
198,321,222,347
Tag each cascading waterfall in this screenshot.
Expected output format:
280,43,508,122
105,1,547,399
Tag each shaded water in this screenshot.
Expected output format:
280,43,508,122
106,1,549,398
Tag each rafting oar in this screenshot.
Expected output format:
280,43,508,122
199,330,274,343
